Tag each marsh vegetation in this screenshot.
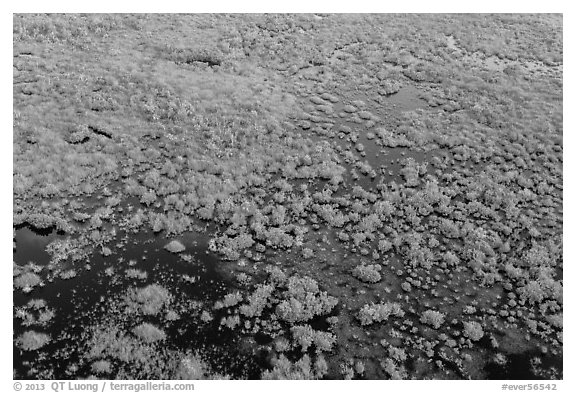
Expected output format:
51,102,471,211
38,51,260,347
13,13,562,380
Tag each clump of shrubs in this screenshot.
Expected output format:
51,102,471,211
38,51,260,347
174,353,230,380
357,302,404,326
212,231,255,261
215,268,338,355
16,330,51,351
214,292,243,309
15,299,55,327
14,272,42,293
381,358,408,380
463,321,484,341
164,240,186,253
420,310,445,329
517,279,561,305
275,275,338,323
291,324,336,352
91,360,112,374
200,310,213,323
238,284,275,318
352,264,382,283
46,238,88,264
124,284,172,315
262,354,328,380
302,248,314,259
230,270,338,324
132,323,166,343
125,269,148,280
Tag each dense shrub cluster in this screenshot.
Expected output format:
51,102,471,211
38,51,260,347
291,325,336,352
229,269,338,326
132,323,167,343
164,240,186,253
124,284,172,316
420,310,445,329
15,299,55,327
16,331,51,351
14,272,42,293
357,302,405,326
262,354,328,380
462,321,484,341
351,264,382,283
